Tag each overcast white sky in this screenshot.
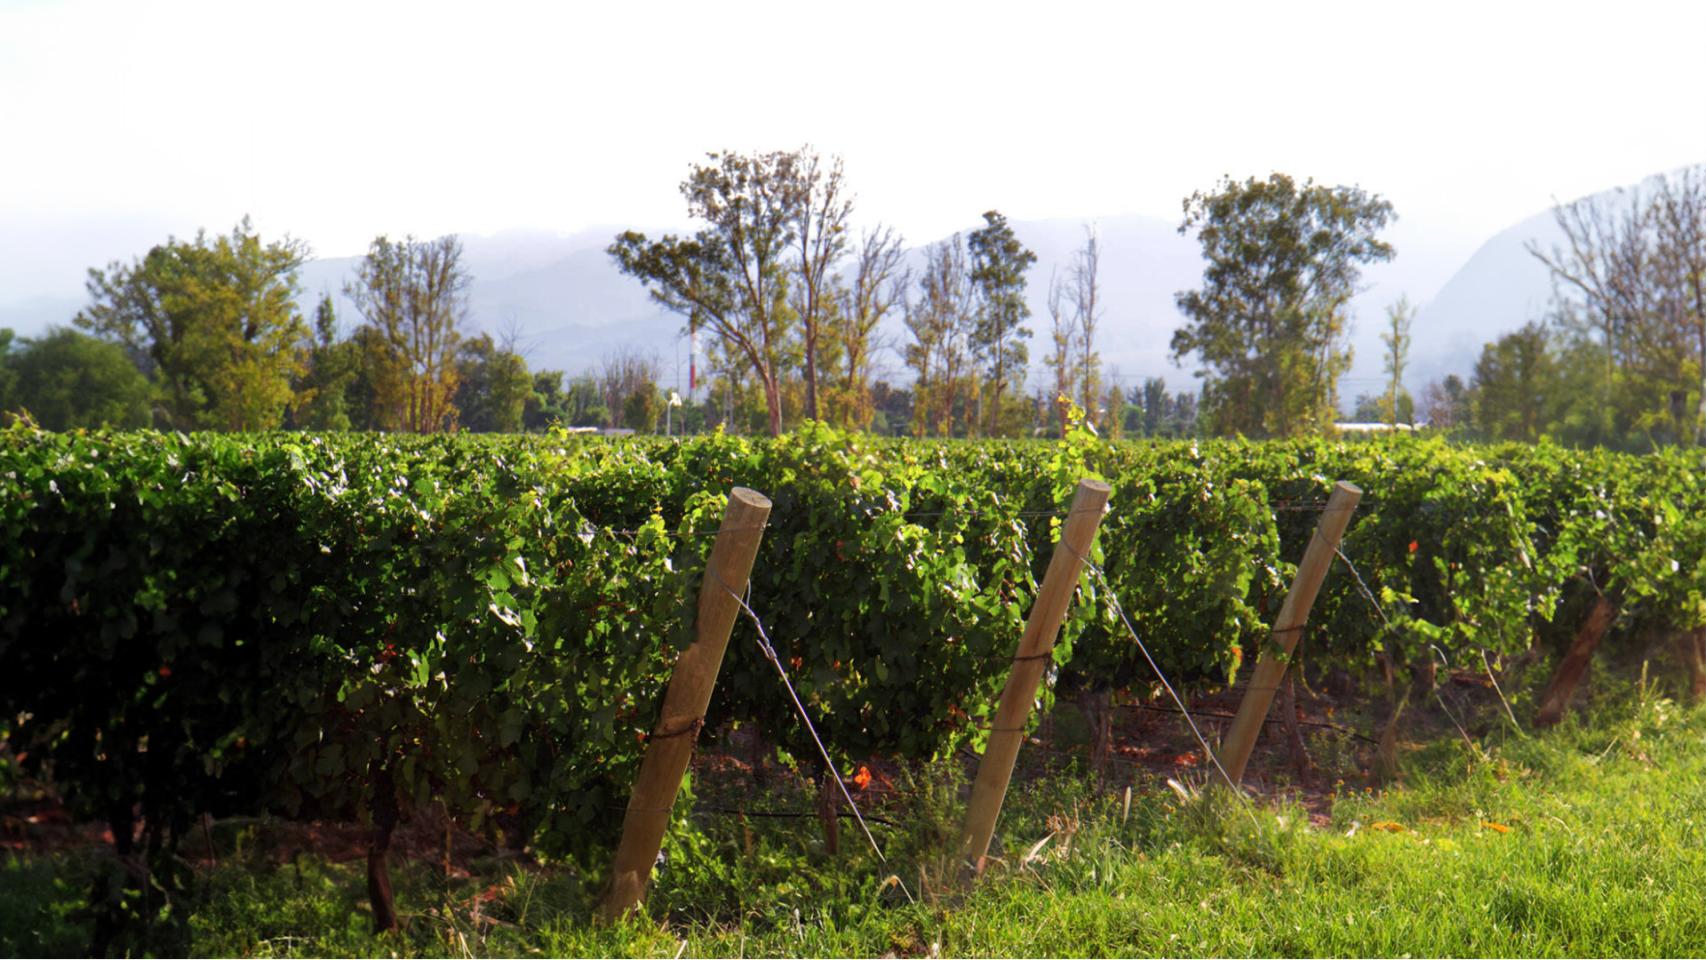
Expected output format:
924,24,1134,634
2,0,1704,293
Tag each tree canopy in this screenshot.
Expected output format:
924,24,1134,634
345,235,469,433
73,217,310,430
3,327,152,430
1171,174,1394,437
967,210,1038,436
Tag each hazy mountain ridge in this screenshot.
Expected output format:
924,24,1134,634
1405,211,1563,388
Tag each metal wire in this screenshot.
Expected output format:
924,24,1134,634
719,579,916,904
1064,545,1250,802
1331,545,1485,758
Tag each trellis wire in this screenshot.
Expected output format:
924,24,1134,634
720,580,916,904
1331,545,1485,758
1063,543,1250,803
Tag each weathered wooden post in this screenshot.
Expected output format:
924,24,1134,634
1218,481,1361,785
958,478,1112,875
600,487,772,920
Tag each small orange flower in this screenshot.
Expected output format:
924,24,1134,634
852,765,873,790
1408,539,1420,554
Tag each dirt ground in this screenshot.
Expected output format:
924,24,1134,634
0,675,1498,869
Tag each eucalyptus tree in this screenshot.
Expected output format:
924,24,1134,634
612,147,863,436
1171,174,1395,437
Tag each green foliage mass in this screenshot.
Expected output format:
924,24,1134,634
73,217,310,431
1,327,152,429
0,423,1701,884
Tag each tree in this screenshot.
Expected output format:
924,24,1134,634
1419,374,1471,431
341,325,402,431
345,235,469,433
291,293,361,430
904,235,978,436
789,150,853,422
454,333,532,432
1171,174,1395,437
611,150,806,436
1528,165,1706,445
623,385,661,433
1043,270,1075,435
75,217,310,430
830,227,906,430
1471,322,1558,441
1101,382,1125,440
967,211,1038,436
869,380,913,436
5,327,151,429
1125,377,1200,438
1071,226,1103,427
0,328,15,412
1380,295,1416,426
598,347,661,430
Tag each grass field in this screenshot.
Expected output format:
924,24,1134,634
5,674,1705,958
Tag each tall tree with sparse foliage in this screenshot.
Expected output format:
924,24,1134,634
1527,165,1706,445
1381,295,1415,426
1171,174,1395,437
1044,270,1075,435
611,150,806,436
830,227,906,430
904,235,978,436
1071,226,1103,427
789,149,852,422
345,235,469,433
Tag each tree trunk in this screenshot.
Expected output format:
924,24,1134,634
1678,627,1706,701
761,371,783,436
108,799,135,858
1281,673,1312,781
803,335,819,422
816,768,840,856
1081,688,1113,782
1535,595,1617,728
1375,687,1410,782
367,766,400,933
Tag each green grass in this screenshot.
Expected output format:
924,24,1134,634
7,684,1706,957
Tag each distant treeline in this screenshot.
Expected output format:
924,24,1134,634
4,155,1703,450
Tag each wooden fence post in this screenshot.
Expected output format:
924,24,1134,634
1218,480,1362,786
599,487,772,921
959,478,1112,875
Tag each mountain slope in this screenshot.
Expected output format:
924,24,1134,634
1406,210,1562,387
